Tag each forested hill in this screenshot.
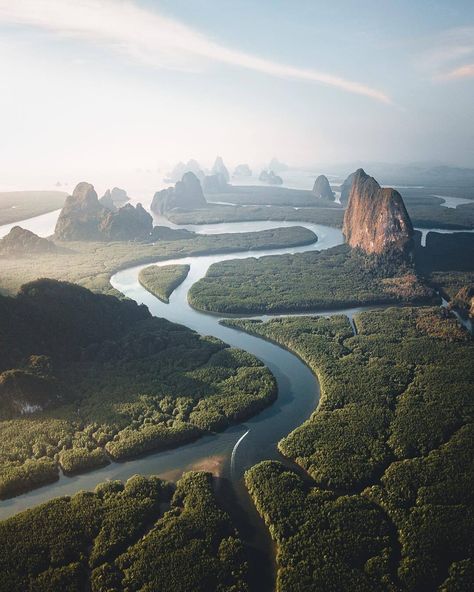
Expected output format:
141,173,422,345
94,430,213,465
0,279,276,498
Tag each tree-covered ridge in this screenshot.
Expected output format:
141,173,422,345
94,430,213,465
227,308,474,591
189,244,435,314
0,472,249,592
0,225,316,297
0,279,276,498
138,263,190,303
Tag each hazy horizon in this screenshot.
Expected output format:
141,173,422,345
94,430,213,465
1,0,474,183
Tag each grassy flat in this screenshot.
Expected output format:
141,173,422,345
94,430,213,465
0,191,66,225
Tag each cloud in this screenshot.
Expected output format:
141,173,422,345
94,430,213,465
442,63,474,80
421,26,474,81
0,0,391,103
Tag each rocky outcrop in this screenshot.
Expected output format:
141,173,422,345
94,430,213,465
202,174,228,194
268,157,288,172
99,203,153,241
339,170,358,204
0,227,57,257
342,169,414,256
151,172,207,214
165,160,204,183
233,164,252,177
54,182,107,241
212,157,230,183
55,182,152,241
99,187,129,211
313,175,334,200
259,170,283,185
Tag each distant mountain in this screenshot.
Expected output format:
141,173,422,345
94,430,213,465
54,182,152,241
151,172,207,214
325,162,474,188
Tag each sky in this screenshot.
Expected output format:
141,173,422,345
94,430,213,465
0,0,473,183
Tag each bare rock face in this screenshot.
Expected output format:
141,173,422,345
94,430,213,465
342,169,414,256
339,170,358,204
54,182,107,240
151,172,207,214
99,203,153,241
313,175,334,200
212,156,230,183
166,159,204,183
99,187,129,211
55,182,152,241
0,226,57,257
202,173,228,194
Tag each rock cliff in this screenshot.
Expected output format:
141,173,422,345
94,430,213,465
54,182,106,240
342,169,414,256
55,182,152,241
339,170,358,204
313,175,334,200
151,172,207,214
99,203,153,241
202,174,228,194
99,187,129,211
166,160,204,183
212,157,230,183
0,227,57,257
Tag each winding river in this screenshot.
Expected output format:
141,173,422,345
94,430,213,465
0,209,471,571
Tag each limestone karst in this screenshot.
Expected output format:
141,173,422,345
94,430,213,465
342,169,414,256
0,226,57,256
55,182,151,241
313,175,334,200
211,157,230,183
151,172,207,214
259,170,283,185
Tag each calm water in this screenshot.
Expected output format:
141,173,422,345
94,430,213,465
0,208,470,520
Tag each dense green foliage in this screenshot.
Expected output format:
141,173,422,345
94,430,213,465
138,263,190,302
228,308,474,591
0,225,316,297
408,202,474,229
163,199,474,231
246,461,396,592
0,472,249,592
0,191,66,225
190,244,435,314
210,185,341,207
165,203,346,227
0,279,276,498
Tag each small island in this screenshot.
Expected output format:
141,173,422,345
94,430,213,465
139,264,190,303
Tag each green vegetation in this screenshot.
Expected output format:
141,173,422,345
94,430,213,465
0,225,316,297
190,244,435,314
210,185,342,207
226,308,473,591
0,190,66,225
0,471,249,592
408,202,474,229
139,263,190,303
165,203,346,228
0,279,276,498
161,199,474,231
